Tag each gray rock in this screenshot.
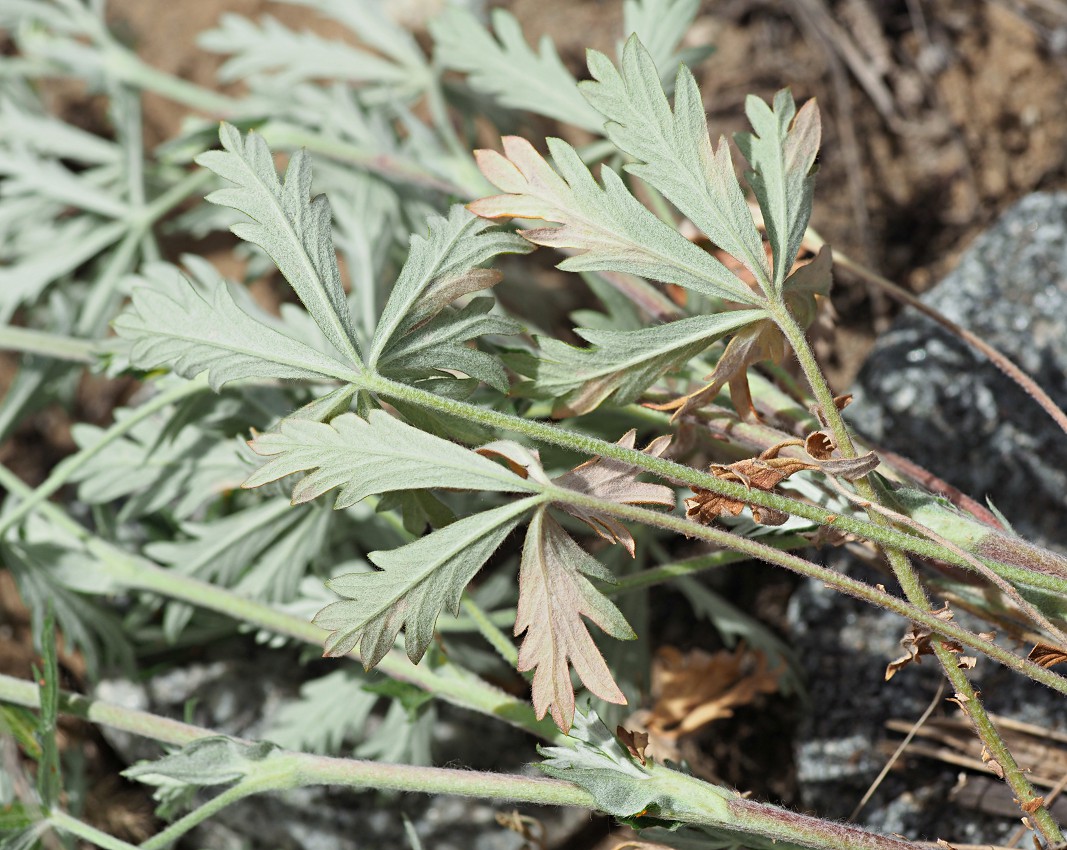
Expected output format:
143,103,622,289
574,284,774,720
790,194,1067,842
848,192,1067,545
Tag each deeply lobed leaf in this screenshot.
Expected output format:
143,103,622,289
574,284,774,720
516,508,635,731
200,13,415,93
195,124,363,366
622,0,712,82
369,205,531,369
377,297,520,394
530,309,767,415
316,499,538,664
243,409,539,508
113,263,359,390
735,91,821,292
470,135,762,306
581,36,771,291
430,7,604,132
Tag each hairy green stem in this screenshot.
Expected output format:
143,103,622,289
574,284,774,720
1,673,924,850
73,169,214,342
49,810,138,850
0,326,98,363
773,303,1064,844
362,373,1067,600
538,488,1067,695
100,44,245,116
610,534,810,594
138,785,258,850
461,596,519,667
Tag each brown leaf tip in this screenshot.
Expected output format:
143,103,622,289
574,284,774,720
617,726,650,765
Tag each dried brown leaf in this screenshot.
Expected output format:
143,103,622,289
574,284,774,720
646,317,784,421
685,442,814,527
643,248,829,422
1028,643,1067,669
885,603,963,681
553,430,675,555
646,644,783,739
617,726,650,765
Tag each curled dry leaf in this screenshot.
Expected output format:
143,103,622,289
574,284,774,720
645,644,783,740
616,726,650,765
980,745,1006,780
685,438,879,526
645,315,785,422
805,430,835,460
1028,643,1067,669
552,429,675,555
811,393,854,428
885,602,964,681
646,246,833,421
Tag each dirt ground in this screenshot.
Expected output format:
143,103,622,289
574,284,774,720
8,0,1067,845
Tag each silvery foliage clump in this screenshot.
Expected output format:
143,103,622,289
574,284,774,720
2,2,1065,849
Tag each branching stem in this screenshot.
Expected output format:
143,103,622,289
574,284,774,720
0,673,924,850
362,373,1067,602
771,301,1064,845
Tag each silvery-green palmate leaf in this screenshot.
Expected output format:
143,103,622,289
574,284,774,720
376,297,520,394
1,540,132,676
580,36,772,292
69,413,248,522
0,96,120,164
146,496,330,601
516,508,635,731
198,12,426,101
367,204,531,370
470,135,763,307
622,0,713,84
195,123,364,367
265,669,377,753
530,309,767,415
735,90,821,293
429,7,605,133
294,0,424,61
0,149,126,218
0,217,128,322
112,263,360,390
243,409,541,508
316,497,540,663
